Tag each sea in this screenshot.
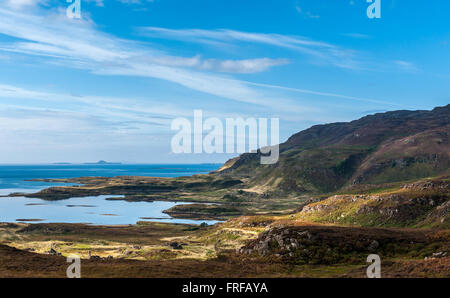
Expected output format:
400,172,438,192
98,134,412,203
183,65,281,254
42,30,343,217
0,164,221,225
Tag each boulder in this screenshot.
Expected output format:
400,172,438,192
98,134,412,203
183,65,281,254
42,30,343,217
168,242,184,250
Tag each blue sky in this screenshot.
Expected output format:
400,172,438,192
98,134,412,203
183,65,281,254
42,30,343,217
0,0,449,163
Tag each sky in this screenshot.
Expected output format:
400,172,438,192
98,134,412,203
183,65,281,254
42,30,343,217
0,0,449,164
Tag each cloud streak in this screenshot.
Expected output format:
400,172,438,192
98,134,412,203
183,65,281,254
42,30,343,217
150,55,289,74
0,5,403,120
0,6,302,112
139,27,360,69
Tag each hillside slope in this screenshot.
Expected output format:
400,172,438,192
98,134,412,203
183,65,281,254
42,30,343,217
216,105,450,195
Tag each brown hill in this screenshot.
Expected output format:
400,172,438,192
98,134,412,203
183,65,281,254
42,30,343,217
216,105,450,194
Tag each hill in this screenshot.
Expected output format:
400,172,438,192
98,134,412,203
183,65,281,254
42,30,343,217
216,105,450,195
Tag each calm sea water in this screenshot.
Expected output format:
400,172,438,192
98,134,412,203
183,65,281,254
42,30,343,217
0,164,221,225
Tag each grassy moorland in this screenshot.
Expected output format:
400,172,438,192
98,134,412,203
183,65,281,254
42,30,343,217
1,106,449,277
0,176,448,278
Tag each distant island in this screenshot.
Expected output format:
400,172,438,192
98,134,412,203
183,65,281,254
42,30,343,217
83,160,122,165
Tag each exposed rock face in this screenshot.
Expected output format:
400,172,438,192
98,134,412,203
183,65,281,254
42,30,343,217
424,201,449,224
297,186,449,227
123,249,133,256
403,181,450,191
236,225,447,264
356,194,448,223
424,252,448,260
168,242,184,250
47,248,61,256
237,218,274,228
302,203,338,213
238,227,308,256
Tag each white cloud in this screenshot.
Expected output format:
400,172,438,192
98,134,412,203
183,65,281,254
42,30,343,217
117,0,154,4
149,55,289,73
140,27,360,69
199,57,289,73
0,6,304,113
343,33,371,39
85,0,154,8
0,83,190,122
0,5,400,118
86,0,105,7
295,5,320,19
393,60,418,72
0,82,314,163
142,27,334,50
5,0,45,9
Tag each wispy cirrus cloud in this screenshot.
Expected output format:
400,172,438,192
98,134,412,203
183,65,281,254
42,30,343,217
295,5,320,19
140,27,334,49
343,33,371,39
0,4,401,116
139,27,360,69
146,55,289,73
0,5,300,112
0,83,190,122
4,0,47,9
117,0,154,4
139,27,420,74
393,60,418,73
3,0,153,9
0,83,312,142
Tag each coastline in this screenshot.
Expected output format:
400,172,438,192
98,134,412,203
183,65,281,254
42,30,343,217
0,164,229,224
0,166,448,278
